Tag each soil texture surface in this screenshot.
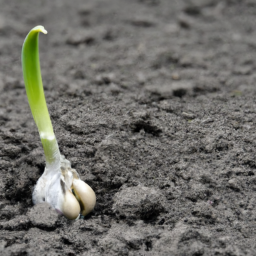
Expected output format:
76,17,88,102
1,0,256,255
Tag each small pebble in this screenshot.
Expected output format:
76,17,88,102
112,185,166,220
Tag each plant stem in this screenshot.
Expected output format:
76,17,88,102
40,135,60,169
22,26,60,167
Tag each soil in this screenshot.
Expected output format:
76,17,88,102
1,0,256,255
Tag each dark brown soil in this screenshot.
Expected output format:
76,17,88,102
1,0,256,255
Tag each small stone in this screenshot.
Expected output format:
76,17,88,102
146,80,194,99
233,66,252,75
78,4,93,15
95,73,116,85
181,112,196,119
164,23,179,34
203,137,216,153
132,110,149,119
66,31,95,46
4,76,23,90
28,203,59,229
179,55,194,67
109,83,121,95
178,14,195,29
228,178,241,192
67,83,82,96
171,72,180,80
201,118,214,124
192,202,217,222
72,69,85,79
129,16,157,27
136,72,147,84
112,185,166,220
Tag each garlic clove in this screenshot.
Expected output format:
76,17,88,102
72,179,96,216
62,189,81,220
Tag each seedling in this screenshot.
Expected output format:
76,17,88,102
22,26,96,219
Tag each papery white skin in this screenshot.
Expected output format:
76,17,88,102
33,164,62,209
32,155,95,219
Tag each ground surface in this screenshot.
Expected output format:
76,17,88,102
1,0,256,255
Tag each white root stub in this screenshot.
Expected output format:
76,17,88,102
32,155,96,220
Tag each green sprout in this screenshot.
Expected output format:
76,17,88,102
22,25,96,219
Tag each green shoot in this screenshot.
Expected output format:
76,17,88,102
22,26,60,168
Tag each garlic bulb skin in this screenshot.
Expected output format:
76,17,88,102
33,155,96,219
72,179,96,216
